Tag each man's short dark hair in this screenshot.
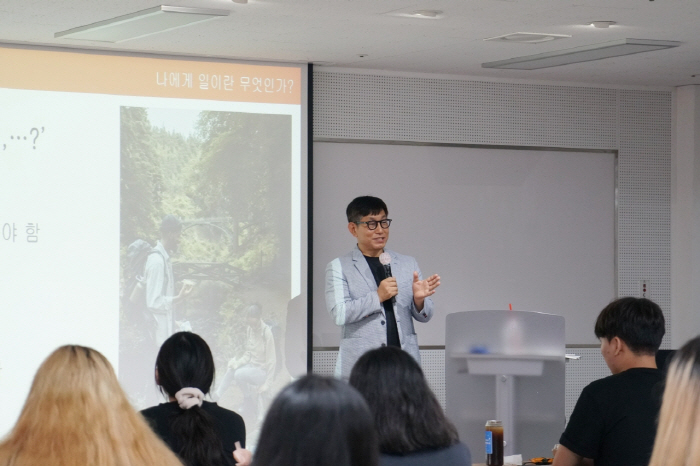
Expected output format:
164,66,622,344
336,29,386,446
160,214,182,234
346,196,388,223
594,297,665,355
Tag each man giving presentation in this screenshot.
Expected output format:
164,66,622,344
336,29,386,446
325,196,440,379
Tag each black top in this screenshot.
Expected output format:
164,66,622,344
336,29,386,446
365,255,400,347
559,367,664,466
141,401,246,466
381,442,472,466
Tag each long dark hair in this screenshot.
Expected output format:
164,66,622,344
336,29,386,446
155,331,224,466
349,346,458,455
252,374,379,466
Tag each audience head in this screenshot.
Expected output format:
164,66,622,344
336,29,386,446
346,196,388,223
594,297,665,356
155,332,225,466
156,331,215,397
649,335,700,466
0,345,181,466
253,374,379,466
349,346,458,455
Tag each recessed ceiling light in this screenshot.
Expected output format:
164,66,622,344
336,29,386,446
410,10,442,18
54,6,229,43
482,38,681,70
484,32,572,44
589,21,617,28
384,8,444,20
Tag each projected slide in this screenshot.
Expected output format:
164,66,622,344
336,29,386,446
0,46,306,442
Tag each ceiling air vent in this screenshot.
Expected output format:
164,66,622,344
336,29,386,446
484,32,571,44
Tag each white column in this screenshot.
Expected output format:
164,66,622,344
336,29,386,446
671,85,700,348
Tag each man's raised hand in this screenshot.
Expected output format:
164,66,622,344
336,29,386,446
412,271,440,300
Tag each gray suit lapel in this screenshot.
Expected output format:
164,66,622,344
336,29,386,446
386,249,402,281
352,246,377,291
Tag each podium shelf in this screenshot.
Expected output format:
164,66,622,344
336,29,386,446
450,353,563,376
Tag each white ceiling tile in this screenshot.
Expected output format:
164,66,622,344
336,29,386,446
0,0,695,86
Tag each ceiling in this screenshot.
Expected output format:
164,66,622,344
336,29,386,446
1,0,699,87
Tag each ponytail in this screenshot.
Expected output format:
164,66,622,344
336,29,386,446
155,332,225,466
171,406,225,466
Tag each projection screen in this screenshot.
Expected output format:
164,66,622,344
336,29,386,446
0,45,308,442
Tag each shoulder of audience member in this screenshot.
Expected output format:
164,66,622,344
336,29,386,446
204,402,245,423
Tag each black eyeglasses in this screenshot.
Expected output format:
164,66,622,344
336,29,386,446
355,219,392,230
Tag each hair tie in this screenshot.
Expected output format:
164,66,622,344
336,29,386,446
174,387,204,410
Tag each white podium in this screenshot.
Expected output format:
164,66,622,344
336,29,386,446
445,310,565,460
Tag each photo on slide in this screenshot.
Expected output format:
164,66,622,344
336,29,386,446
119,106,293,440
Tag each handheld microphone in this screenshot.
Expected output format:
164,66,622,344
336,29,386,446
379,252,396,304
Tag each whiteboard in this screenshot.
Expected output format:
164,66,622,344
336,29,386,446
312,142,615,346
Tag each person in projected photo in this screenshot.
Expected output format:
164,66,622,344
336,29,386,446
215,303,276,421
141,331,251,466
143,215,194,345
121,214,194,410
325,195,441,379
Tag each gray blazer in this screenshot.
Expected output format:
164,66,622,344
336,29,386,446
325,246,433,379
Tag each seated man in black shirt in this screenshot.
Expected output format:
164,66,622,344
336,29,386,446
553,297,665,466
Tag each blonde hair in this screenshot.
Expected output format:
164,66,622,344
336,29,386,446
649,336,700,466
0,345,183,466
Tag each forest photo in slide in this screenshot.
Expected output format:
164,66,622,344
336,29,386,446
120,107,293,440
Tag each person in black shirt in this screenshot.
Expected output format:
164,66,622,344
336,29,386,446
553,297,665,466
141,332,250,466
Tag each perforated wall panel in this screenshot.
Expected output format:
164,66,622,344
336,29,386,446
564,348,611,422
314,73,618,149
416,349,446,408
617,90,672,348
312,350,338,377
